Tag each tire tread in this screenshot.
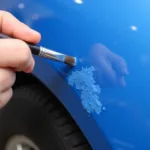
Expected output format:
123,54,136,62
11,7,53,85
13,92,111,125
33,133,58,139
16,84,92,150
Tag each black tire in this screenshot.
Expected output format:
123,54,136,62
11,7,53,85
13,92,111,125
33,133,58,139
0,84,92,150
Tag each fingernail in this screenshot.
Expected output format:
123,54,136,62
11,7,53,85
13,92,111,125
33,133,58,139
24,67,33,73
0,95,11,109
30,29,40,35
0,100,4,109
24,58,35,73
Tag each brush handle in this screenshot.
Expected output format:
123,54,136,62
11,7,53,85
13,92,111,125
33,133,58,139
0,33,76,66
0,33,40,55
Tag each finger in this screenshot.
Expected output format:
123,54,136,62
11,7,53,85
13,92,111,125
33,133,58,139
23,58,35,73
99,57,117,85
0,10,41,44
0,68,16,92
109,52,129,75
116,74,126,87
0,88,13,109
0,39,35,72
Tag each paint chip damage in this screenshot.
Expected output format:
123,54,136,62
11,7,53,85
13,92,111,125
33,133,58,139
68,66,102,114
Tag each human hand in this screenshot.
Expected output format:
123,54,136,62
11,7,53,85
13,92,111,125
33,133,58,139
0,10,41,109
89,43,129,87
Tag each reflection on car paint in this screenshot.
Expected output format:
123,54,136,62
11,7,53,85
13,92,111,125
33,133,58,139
112,138,135,150
67,43,129,114
1,0,54,26
18,3,25,9
89,43,129,88
130,25,138,31
74,0,83,4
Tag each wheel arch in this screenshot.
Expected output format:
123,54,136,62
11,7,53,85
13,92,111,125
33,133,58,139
12,56,112,150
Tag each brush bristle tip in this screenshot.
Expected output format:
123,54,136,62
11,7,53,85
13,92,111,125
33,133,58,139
65,56,77,66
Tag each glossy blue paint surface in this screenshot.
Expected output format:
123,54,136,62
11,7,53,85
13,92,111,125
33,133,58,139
1,0,150,149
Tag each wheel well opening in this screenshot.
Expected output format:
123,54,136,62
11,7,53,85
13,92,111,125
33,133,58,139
12,72,93,150
13,72,41,87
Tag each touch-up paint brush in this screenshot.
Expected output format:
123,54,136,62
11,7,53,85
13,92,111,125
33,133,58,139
0,33,76,67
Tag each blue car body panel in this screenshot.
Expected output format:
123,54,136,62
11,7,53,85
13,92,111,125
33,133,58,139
1,0,150,149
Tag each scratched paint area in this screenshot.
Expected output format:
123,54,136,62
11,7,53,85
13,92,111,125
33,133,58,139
68,66,102,114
